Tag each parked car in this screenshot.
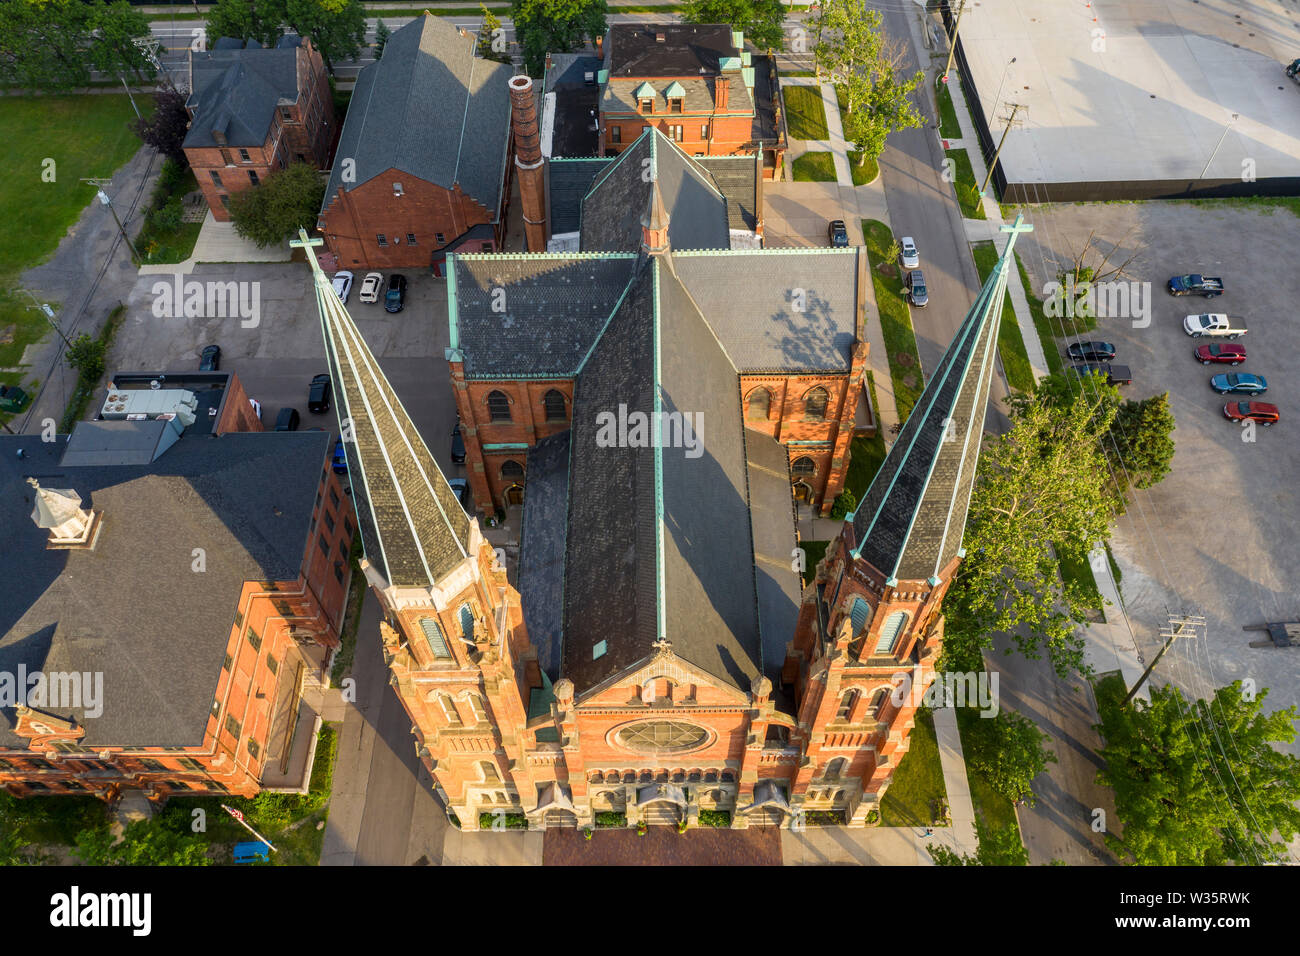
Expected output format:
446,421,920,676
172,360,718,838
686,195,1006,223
1210,372,1268,395
448,477,471,509
1194,343,1246,366
450,422,466,464
274,407,300,431
1224,400,1279,426
332,437,347,475
1066,341,1116,362
384,273,408,313
905,269,928,307
331,270,354,304
1183,313,1246,338
358,271,384,303
1071,363,1132,386
899,236,919,269
198,344,221,371
1168,274,1224,297
827,220,849,247
307,373,331,413
1287,57,1300,83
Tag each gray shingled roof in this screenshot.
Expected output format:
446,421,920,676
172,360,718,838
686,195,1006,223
696,156,759,232
604,74,753,117
184,46,300,149
451,254,636,378
314,248,472,587
548,158,610,234
744,428,801,686
518,431,570,682
580,129,730,252
851,229,1020,583
320,15,514,220
0,430,327,748
670,249,860,372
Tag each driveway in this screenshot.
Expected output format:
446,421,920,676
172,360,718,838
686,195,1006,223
1014,201,1300,755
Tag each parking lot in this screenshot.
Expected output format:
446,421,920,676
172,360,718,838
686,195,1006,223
109,261,465,480
1014,201,1300,751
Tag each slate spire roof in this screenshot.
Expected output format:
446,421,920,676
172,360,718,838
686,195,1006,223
850,216,1034,585
297,230,472,588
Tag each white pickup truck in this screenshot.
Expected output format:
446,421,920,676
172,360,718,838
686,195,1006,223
1183,313,1247,338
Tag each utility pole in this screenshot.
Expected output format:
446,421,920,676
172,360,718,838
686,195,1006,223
118,74,141,118
979,102,1024,196
1123,613,1205,706
81,179,141,264
22,291,72,349
941,0,966,83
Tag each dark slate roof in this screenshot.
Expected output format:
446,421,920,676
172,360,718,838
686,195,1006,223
669,249,860,372
313,249,472,587
451,254,636,377
320,15,513,219
606,24,739,77
744,428,801,685
560,256,763,694
0,430,327,748
548,158,610,234
604,73,753,118
850,224,1028,583
750,55,784,144
184,45,300,149
696,156,759,232
519,431,571,682
544,53,603,158
59,419,181,467
580,129,730,253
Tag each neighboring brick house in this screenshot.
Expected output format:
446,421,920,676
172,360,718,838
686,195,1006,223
449,127,864,518
589,24,787,179
183,37,335,222
317,14,515,271
0,373,354,802
304,170,1029,833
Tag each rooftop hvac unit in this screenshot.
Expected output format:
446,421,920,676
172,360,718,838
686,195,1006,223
125,413,148,421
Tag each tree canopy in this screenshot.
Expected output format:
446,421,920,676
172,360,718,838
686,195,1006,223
132,87,192,165
681,0,786,52
74,820,211,866
511,0,608,77
963,711,1058,807
0,0,157,91
229,162,326,249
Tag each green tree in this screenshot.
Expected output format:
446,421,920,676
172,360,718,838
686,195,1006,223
285,0,367,76
476,6,510,63
87,0,158,83
66,333,107,382
73,820,211,866
963,711,1057,806
0,793,36,865
0,0,93,91
206,0,286,50
229,162,326,249
1095,678,1300,866
680,0,785,52
373,18,391,59
944,383,1117,676
1107,391,1176,498
829,489,856,521
808,0,924,165
511,0,608,77
928,818,1028,865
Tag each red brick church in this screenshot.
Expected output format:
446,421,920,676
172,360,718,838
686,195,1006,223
301,183,1029,830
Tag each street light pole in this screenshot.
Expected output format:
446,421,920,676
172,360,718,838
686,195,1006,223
980,102,1023,196
21,291,71,349
990,57,1016,124
1199,112,1239,179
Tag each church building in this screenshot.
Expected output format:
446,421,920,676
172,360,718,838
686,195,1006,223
301,192,1031,830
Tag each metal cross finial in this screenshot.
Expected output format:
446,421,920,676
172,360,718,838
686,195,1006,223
26,476,40,490
997,213,1034,266
651,637,673,654
289,228,330,286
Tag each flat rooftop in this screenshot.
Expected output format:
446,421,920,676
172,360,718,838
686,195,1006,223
961,0,1300,194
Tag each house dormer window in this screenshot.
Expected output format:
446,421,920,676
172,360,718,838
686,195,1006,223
669,98,683,113
640,98,654,113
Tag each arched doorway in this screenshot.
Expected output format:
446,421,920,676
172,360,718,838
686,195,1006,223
792,480,813,503
504,483,524,506
635,783,687,826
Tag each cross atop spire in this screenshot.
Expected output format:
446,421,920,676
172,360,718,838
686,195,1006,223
298,228,473,589
848,214,1030,584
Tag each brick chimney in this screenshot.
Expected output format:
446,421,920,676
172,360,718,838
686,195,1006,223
715,76,729,112
509,75,547,252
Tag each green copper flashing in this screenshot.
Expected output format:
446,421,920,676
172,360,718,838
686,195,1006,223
446,254,459,350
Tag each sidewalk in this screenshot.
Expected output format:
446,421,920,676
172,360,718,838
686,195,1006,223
138,210,291,276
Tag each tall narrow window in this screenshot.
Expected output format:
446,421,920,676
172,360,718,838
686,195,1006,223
487,390,511,422
610,125,621,144
420,618,451,659
479,760,500,782
238,148,251,163
876,611,908,655
438,695,462,725
543,389,566,422
247,170,259,186
467,694,488,723
804,386,829,419
868,687,890,719
746,387,770,421
209,170,223,187
459,603,475,644
849,597,870,636
836,689,858,721
823,757,846,781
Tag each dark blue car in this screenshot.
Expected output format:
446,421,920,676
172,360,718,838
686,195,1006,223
1210,372,1267,395
332,437,347,475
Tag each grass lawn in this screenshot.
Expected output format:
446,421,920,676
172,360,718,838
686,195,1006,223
1107,543,1123,590
1059,545,1105,612
935,76,963,140
955,705,1025,852
943,148,987,220
782,84,829,140
799,539,830,586
0,95,144,396
1014,252,1096,376
792,151,836,182
861,219,923,421
880,707,948,826
847,151,879,185
845,432,887,501
970,240,1036,394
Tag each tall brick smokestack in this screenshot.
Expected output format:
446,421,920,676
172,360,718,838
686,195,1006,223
509,75,547,252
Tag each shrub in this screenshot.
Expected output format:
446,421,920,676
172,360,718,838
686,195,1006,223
479,811,528,830
150,198,183,234
65,334,106,382
157,157,188,195
594,811,626,828
829,489,857,520
698,809,731,828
